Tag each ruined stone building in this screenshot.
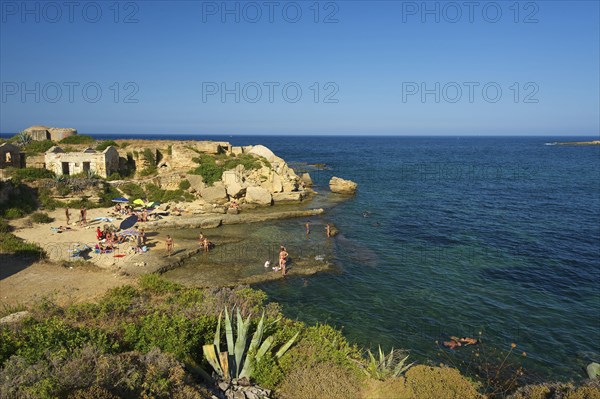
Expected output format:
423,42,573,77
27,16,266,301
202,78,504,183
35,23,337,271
0,143,24,169
23,125,78,141
44,146,119,178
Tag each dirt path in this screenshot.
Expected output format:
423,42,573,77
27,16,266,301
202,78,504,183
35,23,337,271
0,259,132,307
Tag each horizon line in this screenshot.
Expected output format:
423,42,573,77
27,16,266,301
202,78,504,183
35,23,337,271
1,132,599,138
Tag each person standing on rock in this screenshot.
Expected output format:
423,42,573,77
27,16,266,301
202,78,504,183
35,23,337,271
65,208,70,225
279,246,289,275
166,235,174,256
305,222,310,236
326,223,331,238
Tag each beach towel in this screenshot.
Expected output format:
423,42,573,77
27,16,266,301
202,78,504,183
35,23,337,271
93,217,114,222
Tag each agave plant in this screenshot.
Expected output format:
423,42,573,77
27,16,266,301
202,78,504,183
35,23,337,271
14,131,32,147
203,307,298,381
365,346,414,380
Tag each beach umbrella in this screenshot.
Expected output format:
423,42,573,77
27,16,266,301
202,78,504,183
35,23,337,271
145,201,159,208
133,199,145,206
119,215,138,230
111,197,129,203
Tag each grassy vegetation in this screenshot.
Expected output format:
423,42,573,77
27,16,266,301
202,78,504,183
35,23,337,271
30,212,54,224
95,140,119,151
117,181,193,203
60,135,95,145
188,153,264,186
8,167,55,181
0,232,46,258
0,277,596,399
22,140,56,154
0,181,38,219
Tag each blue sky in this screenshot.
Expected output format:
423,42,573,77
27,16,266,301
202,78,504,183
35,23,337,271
1,0,599,136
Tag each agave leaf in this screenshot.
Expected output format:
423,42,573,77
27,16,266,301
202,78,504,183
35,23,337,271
256,335,274,361
234,309,251,377
214,311,222,353
392,354,413,377
387,347,395,369
239,311,266,379
224,307,235,378
276,332,299,359
378,345,385,367
202,344,223,377
219,351,229,378
367,350,377,368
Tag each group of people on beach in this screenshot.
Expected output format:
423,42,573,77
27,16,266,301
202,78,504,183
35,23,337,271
65,207,88,227
113,203,150,222
198,232,214,252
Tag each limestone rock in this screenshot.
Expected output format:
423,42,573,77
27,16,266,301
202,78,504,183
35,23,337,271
300,172,313,186
272,192,303,203
329,176,358,194
200,183,228,204
245,186,272,206
260,173,283,193
248,145,276,162
0,311,30,325
186,174,206,191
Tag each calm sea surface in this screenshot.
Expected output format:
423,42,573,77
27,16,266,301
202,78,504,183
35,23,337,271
97,134,599,380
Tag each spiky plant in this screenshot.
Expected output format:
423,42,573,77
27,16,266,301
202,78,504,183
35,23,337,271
365,346,414,380
14,131,32,147
203,307,299,381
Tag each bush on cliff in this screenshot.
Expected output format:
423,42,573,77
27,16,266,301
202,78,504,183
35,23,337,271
9,167,55,181
0,277,508,399
95,140,119,151
22,139,55,154
60,135,95,145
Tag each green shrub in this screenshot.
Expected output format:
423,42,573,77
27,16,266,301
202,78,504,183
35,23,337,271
221,154,263,171
0,327,18,365
189,163,222,186
4,208,26,219
0,233,46,258
178,179,191,190
106,172,121,181
95,140,119,151
139,274,182,295
138,166,157,177
60,135,95,144
253,351,285,389
142,149,156,165
30,212,54,224
97,184,122,208
123,312,216,361
0,219,12,233
23,139,55,154
10,167,55,181
15,317,118,363
119,182,145,200
97,285,142,316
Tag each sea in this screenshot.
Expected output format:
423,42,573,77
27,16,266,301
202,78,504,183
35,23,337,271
55,134,600,380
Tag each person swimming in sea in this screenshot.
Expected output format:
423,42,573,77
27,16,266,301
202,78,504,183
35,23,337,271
442,336,479,349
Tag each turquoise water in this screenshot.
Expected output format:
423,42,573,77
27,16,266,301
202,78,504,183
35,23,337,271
99,134,600,381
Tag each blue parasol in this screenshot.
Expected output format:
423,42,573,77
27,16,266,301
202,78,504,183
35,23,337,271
112,197,129,203
119,215,138,230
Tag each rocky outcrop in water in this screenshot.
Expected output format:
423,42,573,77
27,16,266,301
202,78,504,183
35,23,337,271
329,176,358,194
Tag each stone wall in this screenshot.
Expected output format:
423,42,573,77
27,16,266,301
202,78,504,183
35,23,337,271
48,128,77,141
0,143,23,169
